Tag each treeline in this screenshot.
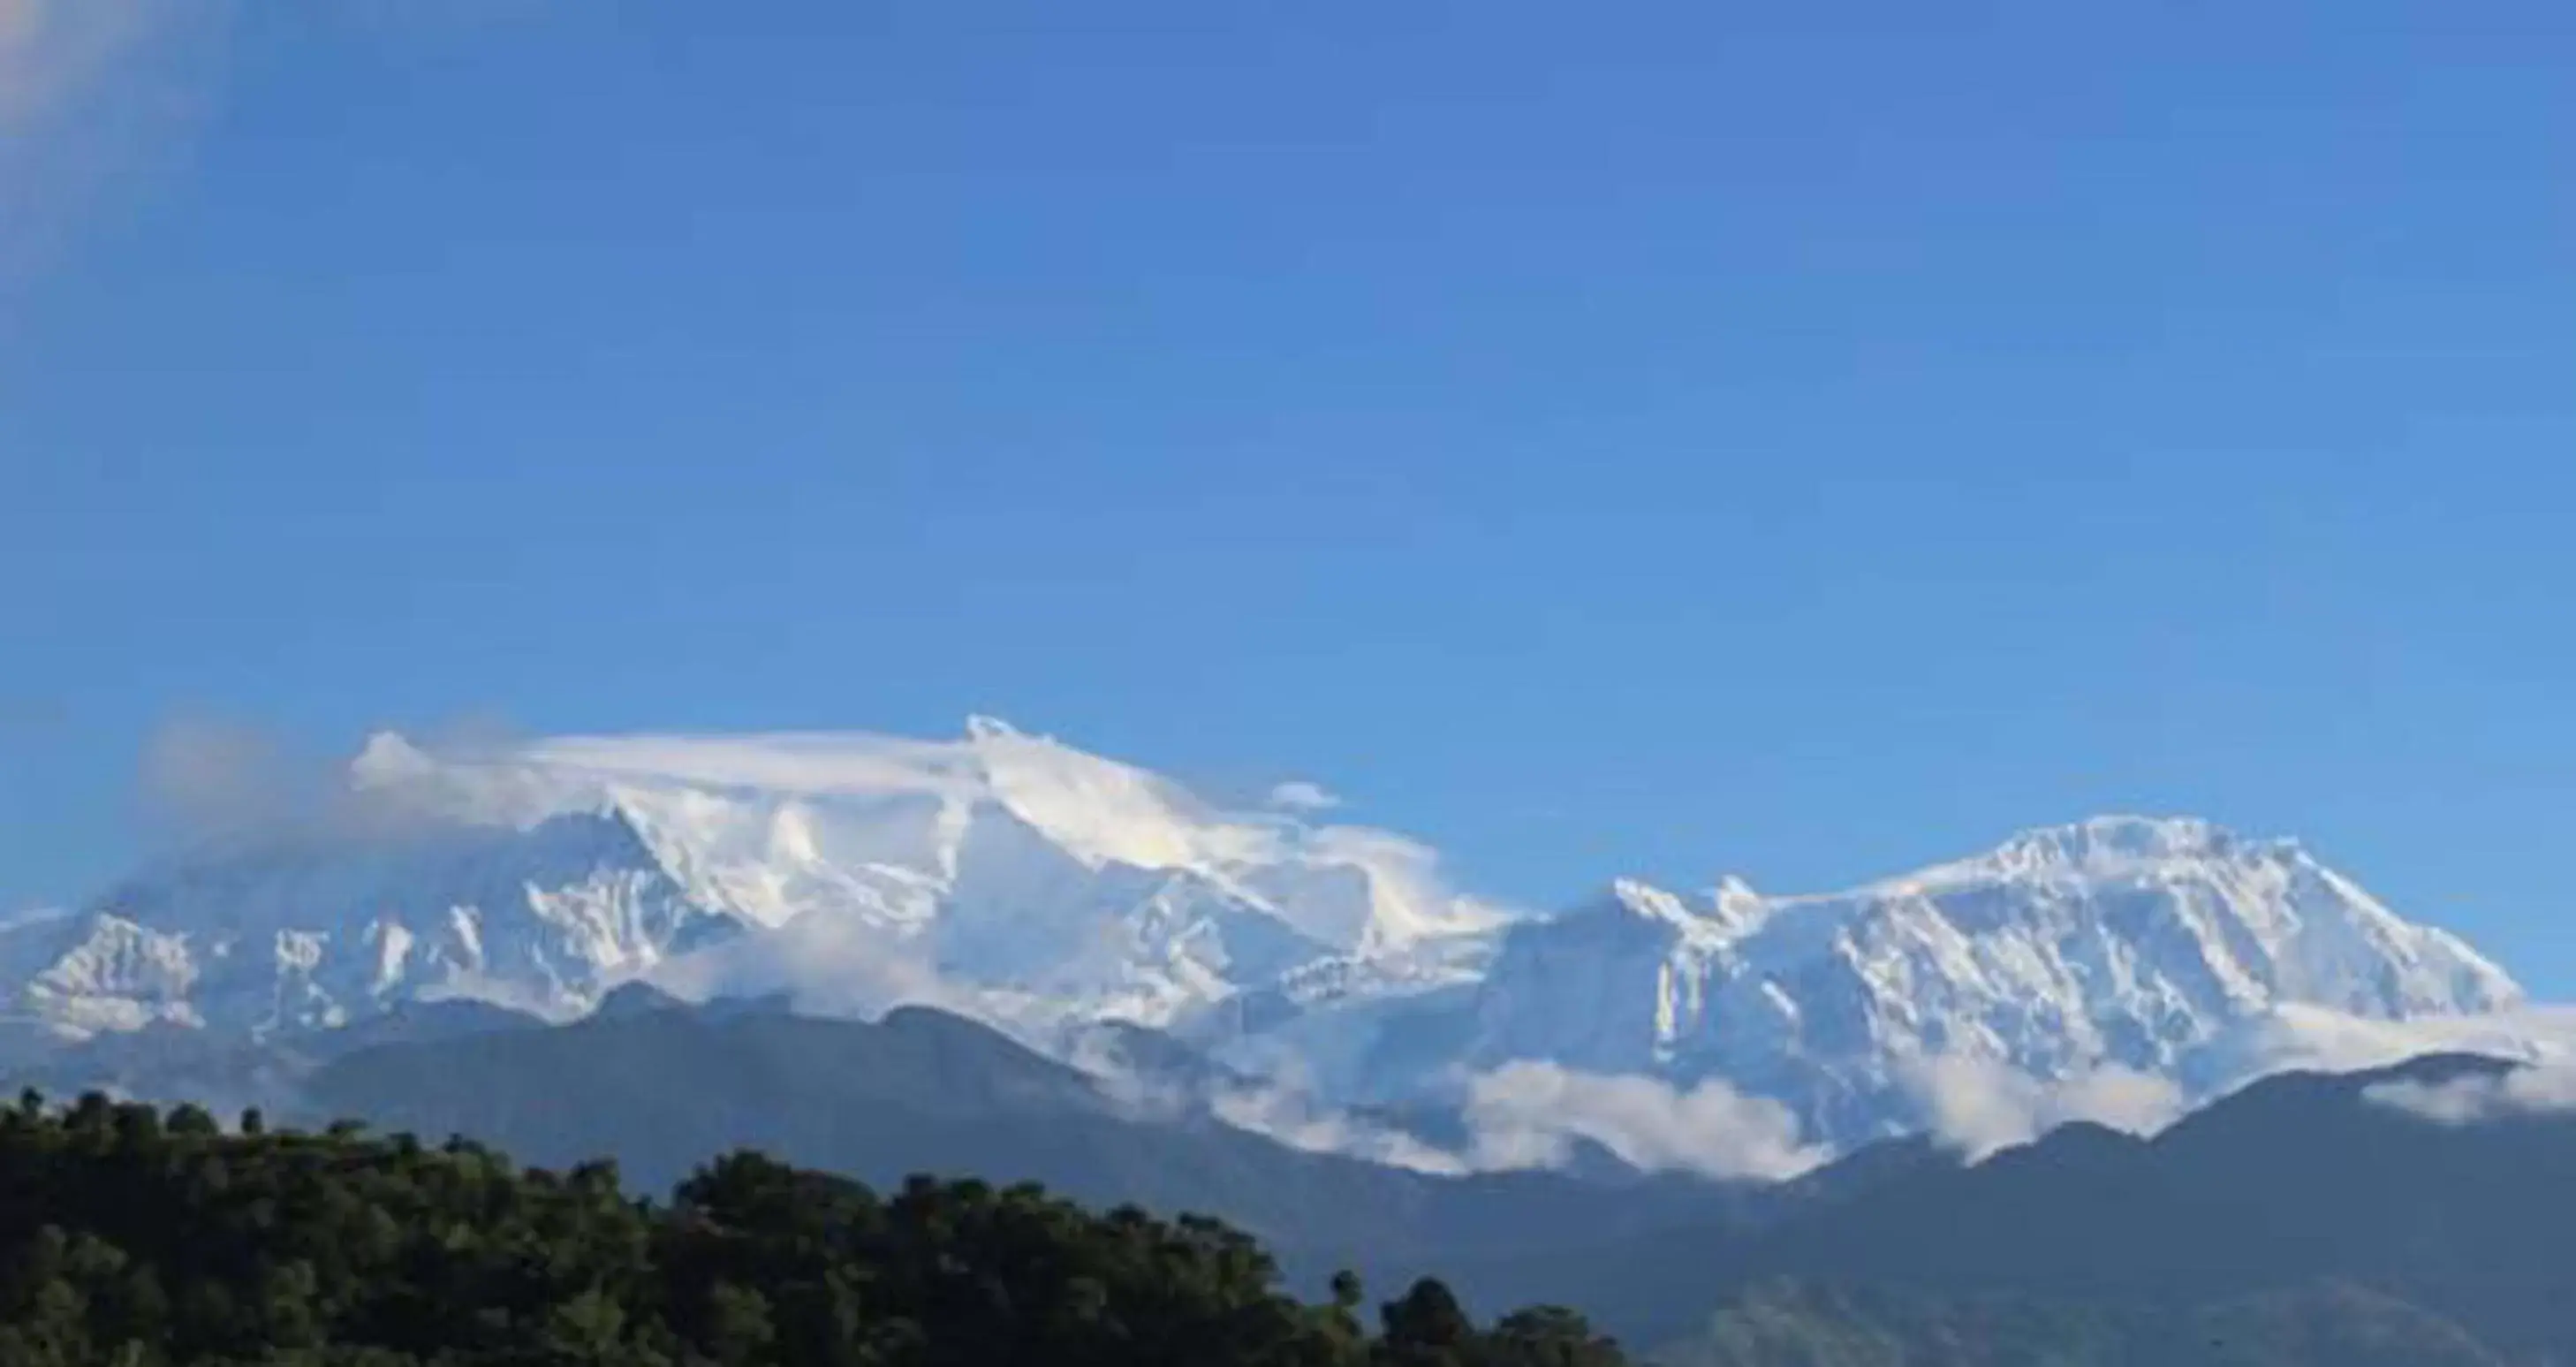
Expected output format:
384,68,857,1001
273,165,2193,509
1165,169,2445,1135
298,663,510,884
0,1091,1625,1367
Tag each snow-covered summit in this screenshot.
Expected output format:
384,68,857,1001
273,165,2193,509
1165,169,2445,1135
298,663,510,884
1809,815,2513,1017
418,716,1511,951
1383,815,2520,1140
3,806,732,1037
1858,815,2269,893
5,719,1511,1040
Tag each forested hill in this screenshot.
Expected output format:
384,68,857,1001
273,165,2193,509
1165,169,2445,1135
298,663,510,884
10,1058,2575,1366
1633,1054,2576,1365
0,1091,1622,1367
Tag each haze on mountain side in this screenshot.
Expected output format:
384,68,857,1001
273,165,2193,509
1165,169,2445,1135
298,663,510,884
8,4,2574,1364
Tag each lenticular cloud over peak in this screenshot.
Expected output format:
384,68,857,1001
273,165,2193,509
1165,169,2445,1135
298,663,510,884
370,716,1517,952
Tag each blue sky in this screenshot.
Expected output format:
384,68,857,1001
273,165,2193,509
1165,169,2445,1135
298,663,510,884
7,3,2575,983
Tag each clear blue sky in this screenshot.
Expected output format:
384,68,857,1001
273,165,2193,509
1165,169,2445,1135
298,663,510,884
7,4,2573,983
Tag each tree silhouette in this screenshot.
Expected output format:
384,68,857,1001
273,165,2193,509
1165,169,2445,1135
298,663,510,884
0,1091,1630,1367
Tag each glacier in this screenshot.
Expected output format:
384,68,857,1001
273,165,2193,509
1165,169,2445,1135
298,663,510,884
0,719,2533,1158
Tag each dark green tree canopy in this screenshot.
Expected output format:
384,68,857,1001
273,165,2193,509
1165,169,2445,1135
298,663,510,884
0,1092,1625,1367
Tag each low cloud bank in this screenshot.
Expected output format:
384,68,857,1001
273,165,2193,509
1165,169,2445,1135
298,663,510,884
2365,1064,2576,1125
642,909,981,1025
1460,1061,1830,1181
1207,1085,1469,1175
2209,1003,2576,1129
1899,1053,2188,1159
1057,1029,1825,1181
2208,1003,2575,1079
1897,1006,2576,1157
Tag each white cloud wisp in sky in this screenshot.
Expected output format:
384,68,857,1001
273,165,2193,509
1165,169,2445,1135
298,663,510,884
0,0,165,127
1266,780,1342,814
1,0,229,272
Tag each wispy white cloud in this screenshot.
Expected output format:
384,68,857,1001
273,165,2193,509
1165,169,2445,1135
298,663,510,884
0,903,68,931
135,713,312,840
1266,780,1341,814
1461,1061,1830,1181
133,712,545,849
517,723,1517,946
1889,1005,2576,1162
2365,1064,2576,1126
1898,1052,2187,1159
0,0,165,127
1035,1002,2576,1176
1053,1024,1474,1173
2201,1002,2576,1080
641,908,981,1024
0,0,231,275
1208,1083,1469,1175
1067,1046,1822,1181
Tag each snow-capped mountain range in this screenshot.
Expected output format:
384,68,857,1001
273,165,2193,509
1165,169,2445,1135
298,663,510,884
0,718,2534,1158
1352,817,2519,1143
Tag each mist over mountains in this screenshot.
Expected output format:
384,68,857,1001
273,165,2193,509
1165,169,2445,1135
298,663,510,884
19,979,2576,1363
0,718,2551,1180
7,718,2576,1363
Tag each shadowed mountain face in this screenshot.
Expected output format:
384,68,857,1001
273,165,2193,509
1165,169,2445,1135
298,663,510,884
292,998,1785,1300
1462,1052,2576,1363
14,976,2572,1364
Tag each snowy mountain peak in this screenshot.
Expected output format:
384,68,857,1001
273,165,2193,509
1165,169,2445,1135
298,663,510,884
1580,877,1767,945
507,720,1510,955
1876,815,2256,892
1598,878,1695,925
0,723,2529,1160
1820,815,2517,1014
2,804,739,1038
9,722,1512,1043
1390,816,2522,1143
351,730,440,786
2003,811,2231,862
1708,875,1768,932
